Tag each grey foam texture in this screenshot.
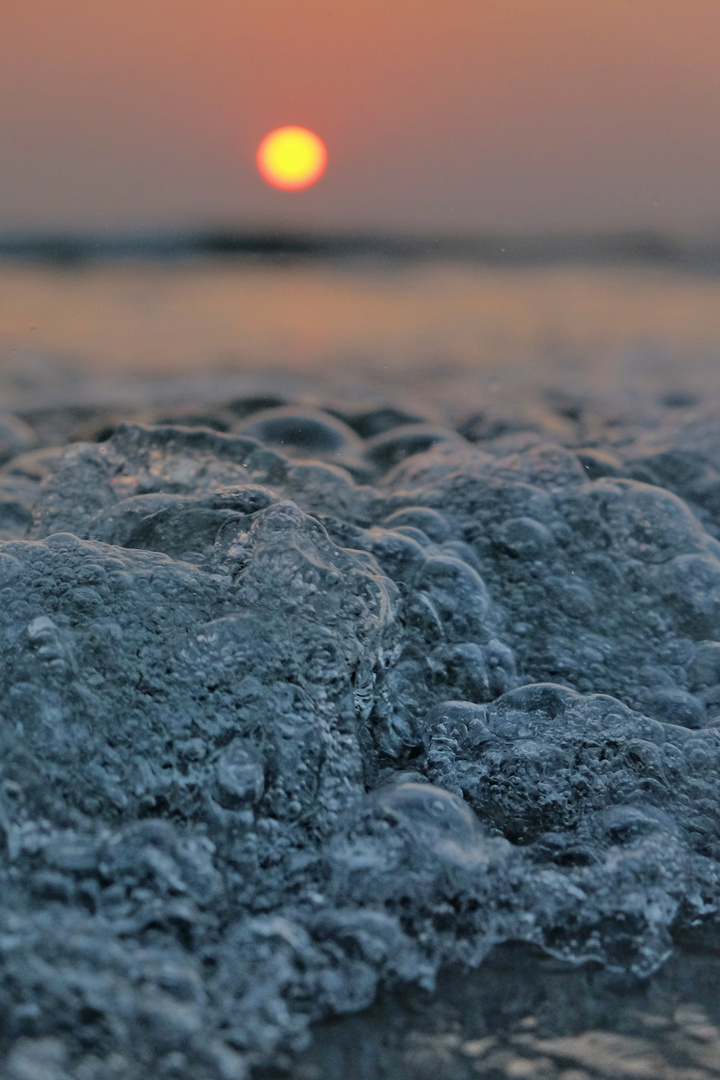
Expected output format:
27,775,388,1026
0,398,719,1077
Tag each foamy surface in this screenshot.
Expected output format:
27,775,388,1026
3,258,720,1080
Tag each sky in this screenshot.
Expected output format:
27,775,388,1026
2,0,720,236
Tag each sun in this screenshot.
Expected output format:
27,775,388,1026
256,126,327,191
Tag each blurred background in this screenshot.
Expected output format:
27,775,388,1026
2,0,720,410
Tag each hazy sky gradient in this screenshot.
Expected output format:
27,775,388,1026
2,0,720,234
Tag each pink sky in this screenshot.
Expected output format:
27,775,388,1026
2,0,719,234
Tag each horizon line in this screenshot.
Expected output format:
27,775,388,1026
2,226,720,270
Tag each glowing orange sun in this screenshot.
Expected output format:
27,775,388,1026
256,126,327,190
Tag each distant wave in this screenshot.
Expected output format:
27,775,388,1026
1,228,720,270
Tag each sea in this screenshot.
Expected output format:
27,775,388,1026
1,232,720,416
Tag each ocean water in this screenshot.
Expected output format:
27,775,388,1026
1,259,720,409
2,256,720,1080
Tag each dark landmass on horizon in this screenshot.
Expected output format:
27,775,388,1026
2,228,720,271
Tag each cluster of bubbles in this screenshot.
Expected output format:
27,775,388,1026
0,390,719,1077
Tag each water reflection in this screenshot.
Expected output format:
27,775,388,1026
292,943,720,1080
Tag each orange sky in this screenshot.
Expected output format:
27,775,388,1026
2,0,719,234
